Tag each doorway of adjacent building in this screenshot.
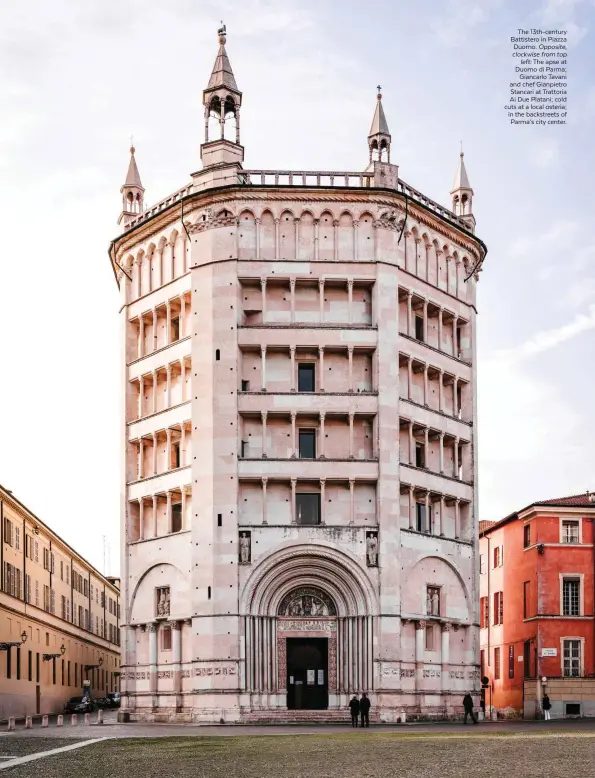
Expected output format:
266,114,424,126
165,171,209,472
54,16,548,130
35,684,41,715
286,638,328,710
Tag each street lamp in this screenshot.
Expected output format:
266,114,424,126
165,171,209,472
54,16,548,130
84,655,103,671
42,643,66,661
0,631,28,651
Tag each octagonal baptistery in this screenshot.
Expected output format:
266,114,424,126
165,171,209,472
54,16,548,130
111,26,487,724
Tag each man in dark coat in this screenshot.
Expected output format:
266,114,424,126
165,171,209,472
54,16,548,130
349,695,360,727
463,693,477,724
360,692,371,727
542,693,551,721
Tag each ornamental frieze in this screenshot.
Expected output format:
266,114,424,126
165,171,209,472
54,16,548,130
278,619,337,633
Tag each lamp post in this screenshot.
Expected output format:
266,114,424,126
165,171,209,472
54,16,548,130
42,644,66,662
0,631,28,651
84,655,103,697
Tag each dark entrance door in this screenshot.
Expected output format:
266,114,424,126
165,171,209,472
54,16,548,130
286,638,328,710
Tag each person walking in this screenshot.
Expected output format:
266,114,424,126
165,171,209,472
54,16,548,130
349,695,360,727
542,693,551,721
463,693,477,724
360,692,371,728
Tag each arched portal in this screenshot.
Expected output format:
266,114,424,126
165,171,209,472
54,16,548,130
241,544,377,710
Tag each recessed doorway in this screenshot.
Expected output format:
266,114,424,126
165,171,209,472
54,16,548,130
286,637,328,710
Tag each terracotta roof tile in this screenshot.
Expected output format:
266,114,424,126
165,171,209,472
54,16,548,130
478,520,495,533
535,492,595,507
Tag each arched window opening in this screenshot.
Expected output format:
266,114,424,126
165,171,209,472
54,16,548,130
223,97,237,142
207,97,222,140
370,140,379,162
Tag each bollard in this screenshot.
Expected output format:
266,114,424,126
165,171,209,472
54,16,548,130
41,715,49,728
57,715,63,727
7,717,15,732
71,714,78,726
83,713,90,726
25,716,32,729
97,709,104,725
401,711,407,724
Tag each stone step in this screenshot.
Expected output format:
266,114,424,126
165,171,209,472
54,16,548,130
241,709,380,724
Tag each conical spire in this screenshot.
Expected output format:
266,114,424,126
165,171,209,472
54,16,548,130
124,145,143,189
369,91,390,137
451,150,471,193
207,25,238,91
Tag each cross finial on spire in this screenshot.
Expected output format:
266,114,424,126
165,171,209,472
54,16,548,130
218,21,226,45
130,134,135,154
377,85,382,97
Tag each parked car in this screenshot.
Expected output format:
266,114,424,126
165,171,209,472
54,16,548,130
64,696,96,714
104,692,121,708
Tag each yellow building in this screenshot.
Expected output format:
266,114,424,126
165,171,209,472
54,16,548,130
0,484,121,719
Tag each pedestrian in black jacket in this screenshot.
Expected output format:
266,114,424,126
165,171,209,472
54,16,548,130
360,692,371,727
463,693,477,724
349,695,360,727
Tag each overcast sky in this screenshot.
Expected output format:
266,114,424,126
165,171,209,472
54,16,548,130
1,0,594,575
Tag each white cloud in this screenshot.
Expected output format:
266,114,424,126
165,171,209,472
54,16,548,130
528,137,559,168
537,0,589,46
509,219,577,259
430,0,501,46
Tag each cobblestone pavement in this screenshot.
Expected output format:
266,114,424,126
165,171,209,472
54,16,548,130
1,728,595,778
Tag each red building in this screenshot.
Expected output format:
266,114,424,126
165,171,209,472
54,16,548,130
479,492,595,718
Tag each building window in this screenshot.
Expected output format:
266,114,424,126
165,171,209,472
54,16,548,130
35,581,39,608
563,639,581,678
296,493,321,526
15,526,20,551
523,581,530,619
28,651,32,682
493,591,503,625
171,503,183,533
425,624,435,651
480,596,489,628
494,647,501,680
297,363,315,392
562,578,580,616
493,546,502,567
414,315,424,341
16,647,21,680
523,640,531,678
416,502,431,533
479,555,485,574
170,316,180,343
171,441,181,469
426,586,440,616
508,645,515,679
161,625,172,651
480,649,485,680
523,524,531,548
36,653,40,683
562,520,580,544
241,380,250,392
298,429,316,459
415,442,425,468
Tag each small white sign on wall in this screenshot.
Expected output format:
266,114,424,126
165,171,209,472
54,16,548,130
518,656,523,662
542,648,558,657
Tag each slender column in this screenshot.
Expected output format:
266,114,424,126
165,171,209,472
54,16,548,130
441,623,451,693
148,623,157,694
274,218,280,259
136,260,142,298
319,279,325,323
138,498,145,541
261,412,268,458
261,347,267,391
407,292,413,336
349,479,355,524
172,621,182,702
166,366,172,407
180,424,186,467
151,371,157,414
166,300,171,343
138,438,144,480
254,618,261,692
409,486,415,530
166,491,172,532
152,309,157,352
294,219,299,260
455,498,461,539
152,495,158,537
180,359,186,403
454,437,459,478
166,429,172,470
260,278,267,323
152,433,158,475
408,422,414,465
347,279,354,325
180,295,186,339
438,370,444,412
290,478,297,524
348,413,354,458
455,258,460,299
439,432,445,474
289,278,296,324
255,218,261,260
181,487,186,531
407,357,413,400
291,412,297,457
320,479,326,524
424,428,430,469
423,299,428,342
438,307,443,352
290,347,296,391
453,377,459,417
272,616,278,692
262,478,268,524
439,495,445,536
138,316,145,358
425,491,431,534
333,219,339,260
353,221,358,261
415,620,426,692
348,347,354,392
423,365,429,406
170,240,176,279
453,316,459,357
319,412,325,458
314,218,320,261
318,347,325,391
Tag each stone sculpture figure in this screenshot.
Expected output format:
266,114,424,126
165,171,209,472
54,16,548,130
366,532,379,566
239,532,251,564
157,587,170,617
